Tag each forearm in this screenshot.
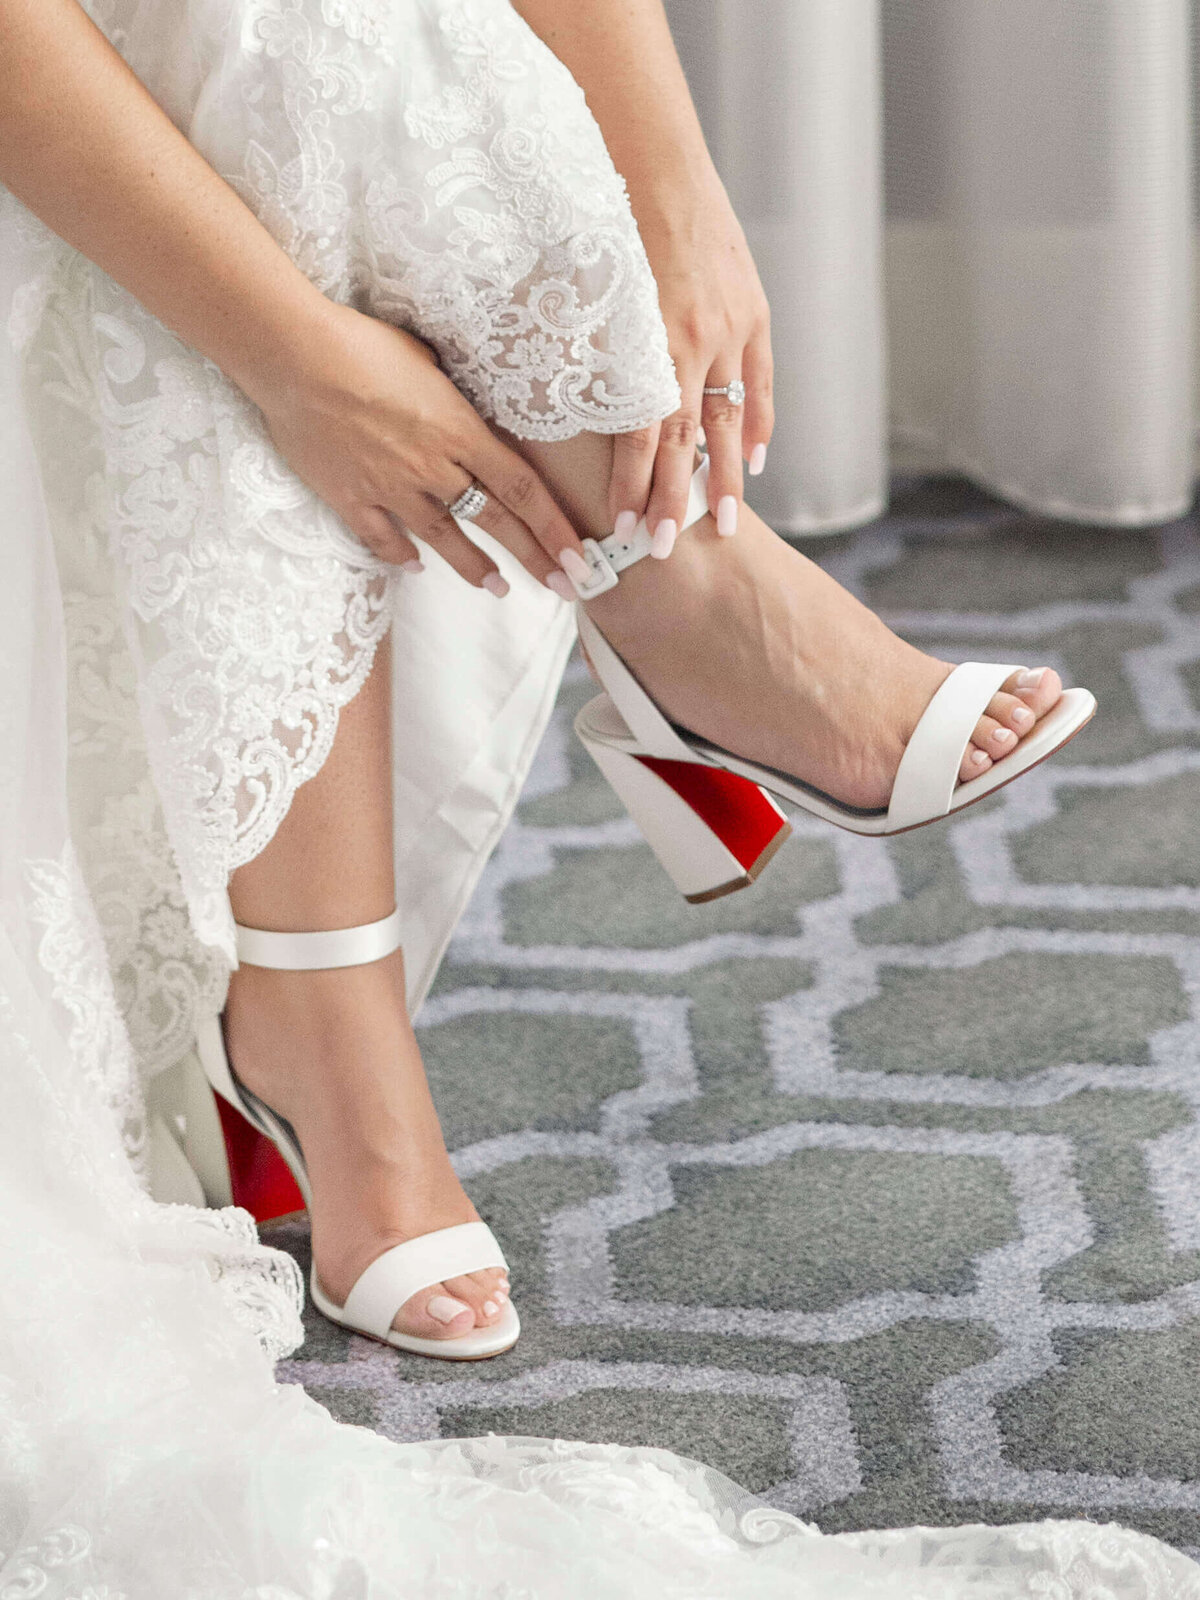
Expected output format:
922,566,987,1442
0,0,333,404
509,0,721,232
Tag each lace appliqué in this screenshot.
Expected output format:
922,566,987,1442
37,264,392,961
26,843,146,1173
232,0,679,441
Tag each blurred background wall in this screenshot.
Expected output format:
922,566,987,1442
664,0,1195,533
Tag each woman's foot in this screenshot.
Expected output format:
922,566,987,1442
223,954,509,1345
585,503,1063,807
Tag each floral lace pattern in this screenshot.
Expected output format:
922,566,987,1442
230,0,681,437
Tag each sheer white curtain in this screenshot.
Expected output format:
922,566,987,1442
666,0,1195,533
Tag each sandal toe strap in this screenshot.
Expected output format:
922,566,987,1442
341,1221,508,1340
887,663,1019,831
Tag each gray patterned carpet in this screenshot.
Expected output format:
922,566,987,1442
271,476,1200,1551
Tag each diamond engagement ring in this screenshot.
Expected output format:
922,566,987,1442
447,481,488,521
702,379,746,406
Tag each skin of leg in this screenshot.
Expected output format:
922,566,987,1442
515,433,1064,802
225,633,510,1342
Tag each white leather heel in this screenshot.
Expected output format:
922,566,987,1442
576,697,790,903
197,910,519,1361
567,459,1096,896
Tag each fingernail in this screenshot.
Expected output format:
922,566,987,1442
1011,705,1034,728
650,519,677,559
427,1294,471,1325
1016,668,1045,690
559,548,592,586
614,510,638,542
993,728,1017,748
481,572,510,598
970,748,990,767
749,443,768,477
401,559,425,575
545,571,576,601
717,495,739,537
483,1300,498,1316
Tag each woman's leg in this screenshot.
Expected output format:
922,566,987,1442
517,433,1063,798
225,634,510,1342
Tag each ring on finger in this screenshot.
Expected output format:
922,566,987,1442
702,378,746,407
447,479,489,521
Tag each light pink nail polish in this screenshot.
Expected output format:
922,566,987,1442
993,728,1017,747
650,519,677,559
545,571,576,601
559,548,592,586
717,495,739,537
427,1294,471,1325
1016,668,1045,689
481,572,510,598
1011,705,1034,728
483,1300,498,1316
401,558,425,575
970,748,990,767
749,443,768,477
614,510,638,541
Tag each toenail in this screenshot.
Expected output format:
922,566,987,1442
993,728,1017,747
427,1294,472,1325
1016,668,1045,689
1011,705,1034,728
970,748,989,767
494,1287,508,1301
483,1300,498,1316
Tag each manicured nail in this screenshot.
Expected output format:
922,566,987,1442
401,559,425,575
427,1294,471,1325
1011,705,1034,728
993,728,1017,748
481,572,509,598
650,519,677,559
1016,668,1045,690
717,495,739,537
614,510,638,542
498,1276,510,1291
749,443,768,477
494,1287,509,1302
545,571,576,601
970,748,990,767
559,548,592,586
483,1300,498,1316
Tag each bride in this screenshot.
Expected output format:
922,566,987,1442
1,0,1187,1591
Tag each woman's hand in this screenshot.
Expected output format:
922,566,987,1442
608,173,775,555
242,303,587,598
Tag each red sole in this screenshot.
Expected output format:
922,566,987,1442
636,755,789,871
214,1093,306,1223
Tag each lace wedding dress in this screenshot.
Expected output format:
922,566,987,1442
2,1,1198,1593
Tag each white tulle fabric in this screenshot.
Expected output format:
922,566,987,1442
2,0,1200,1592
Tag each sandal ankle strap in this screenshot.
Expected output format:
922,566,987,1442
569,456,711,599
234,908,403,970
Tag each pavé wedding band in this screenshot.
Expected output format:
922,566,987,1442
447,481,488,521
702,379,746,406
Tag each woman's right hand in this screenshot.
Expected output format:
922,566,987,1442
244,301,585,598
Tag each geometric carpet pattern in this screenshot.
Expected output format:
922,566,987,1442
272,476,1200,1551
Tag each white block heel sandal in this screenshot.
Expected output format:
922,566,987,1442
197,911,520,1361
567,457,1097,904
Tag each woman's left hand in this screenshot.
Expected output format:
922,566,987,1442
608,172,774,554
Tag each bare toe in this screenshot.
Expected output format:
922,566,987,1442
394,1282,476,1341
972,714,1019,761
1004,666,1063,719
959,744,994,784
985,691,1037,738
442,1268,508,1325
